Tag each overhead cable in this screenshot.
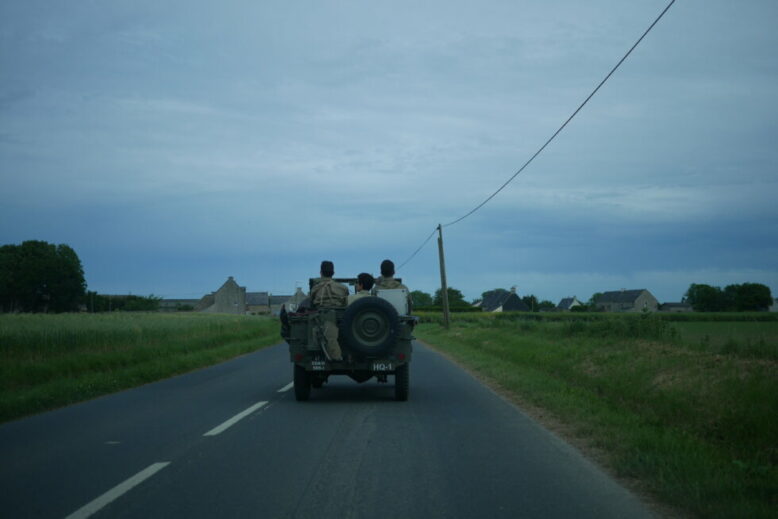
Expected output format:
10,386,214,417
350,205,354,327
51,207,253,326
397,227,438,271
442,0,676,228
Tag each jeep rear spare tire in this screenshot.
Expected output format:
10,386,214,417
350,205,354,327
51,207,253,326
339,296,399,357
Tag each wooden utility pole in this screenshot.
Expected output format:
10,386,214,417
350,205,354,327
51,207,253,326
437,224,451,328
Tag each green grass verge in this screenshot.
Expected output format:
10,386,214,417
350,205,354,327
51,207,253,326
0,313,281,423
415,313,777,519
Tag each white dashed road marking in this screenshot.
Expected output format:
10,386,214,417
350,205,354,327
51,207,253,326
65,462,170,519
277,382,294,393
203,401,268,436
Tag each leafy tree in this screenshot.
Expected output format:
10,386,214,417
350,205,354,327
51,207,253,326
85,292,161,312
685,282,772,312
481,288,510,301
434,287,467,307
410,290,433,307
521,295,538,312
537,300,556,311
723,283,772,311
0,241,86,312
685,283,724,312
123,295,161,312
587,292,603,307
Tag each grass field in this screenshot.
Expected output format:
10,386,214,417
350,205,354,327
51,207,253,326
415,312,777,519
674,320,778,360
0,312,281,423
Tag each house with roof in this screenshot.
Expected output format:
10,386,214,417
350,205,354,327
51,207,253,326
659,302,693,313
594,289,659,313
480,288,530,312
196,276,246,314
246,292,271,314
557,296,584,311
246,288,304,315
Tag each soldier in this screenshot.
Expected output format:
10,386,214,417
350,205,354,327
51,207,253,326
310,260,349,309
373,259,412,313
309,260,348,361
374,259,408,291
347,272,374,306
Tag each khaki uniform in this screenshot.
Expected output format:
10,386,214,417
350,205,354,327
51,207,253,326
374,276,412,313
374,276,408,291
310,278,349,308
347,289,371,306
309,278,348,361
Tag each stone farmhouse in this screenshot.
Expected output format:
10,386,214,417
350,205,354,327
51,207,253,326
557,296,584,311
161,277,304,316
658,302,693,313
245,288,304,315
594,289,659,313
196,276,246,314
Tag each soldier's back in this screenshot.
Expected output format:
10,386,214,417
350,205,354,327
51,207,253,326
375,276,408,291
311,278,349,308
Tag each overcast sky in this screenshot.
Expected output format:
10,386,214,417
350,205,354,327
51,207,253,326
1,0,776,304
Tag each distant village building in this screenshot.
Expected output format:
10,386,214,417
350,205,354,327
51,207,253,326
480,287,530,312
770,299,778,312
246,292,271,314
594,289,659,313
244,288,307,315
196,276,246,314
160,279,307,316
269,294,293,315
557,296,584,311
658,302,693,313
158,299,199,312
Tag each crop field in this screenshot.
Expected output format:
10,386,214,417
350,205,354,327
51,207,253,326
415,312,777,519
0,312,280,423
673,320,778,360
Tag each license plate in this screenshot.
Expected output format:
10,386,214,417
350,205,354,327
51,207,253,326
372,362,393,371
311,360,326,371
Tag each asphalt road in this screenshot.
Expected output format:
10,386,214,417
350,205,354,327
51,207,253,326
0,341,655,519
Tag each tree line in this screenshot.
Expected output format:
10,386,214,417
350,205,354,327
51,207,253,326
684,283,772,312
410,287,560,312
0,241,86,312
411,283,773,313
2,240,773,314
1,240,159,313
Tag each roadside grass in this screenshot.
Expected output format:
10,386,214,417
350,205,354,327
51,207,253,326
673,321,778,360
0,313,280,423
415,313,777,519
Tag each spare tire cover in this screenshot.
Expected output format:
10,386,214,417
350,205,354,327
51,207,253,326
339,296,400,357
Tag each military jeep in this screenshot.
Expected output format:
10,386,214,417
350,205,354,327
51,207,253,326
282,278,415,402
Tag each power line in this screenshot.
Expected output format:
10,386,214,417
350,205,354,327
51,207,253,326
443,0,676,228
397,227,437,271
396,0,676,271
